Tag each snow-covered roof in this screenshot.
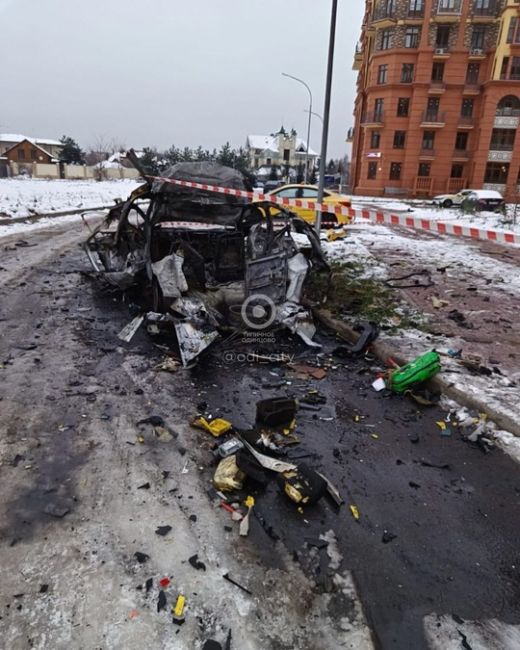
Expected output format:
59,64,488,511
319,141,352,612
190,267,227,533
247,135,278,153
247,134,318,157
0,133,63,146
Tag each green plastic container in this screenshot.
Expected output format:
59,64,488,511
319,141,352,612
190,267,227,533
389,350,441,394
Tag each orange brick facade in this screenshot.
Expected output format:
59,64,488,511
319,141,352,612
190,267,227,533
350,0,520,199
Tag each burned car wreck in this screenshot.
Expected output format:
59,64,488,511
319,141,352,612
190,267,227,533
85,162,329,364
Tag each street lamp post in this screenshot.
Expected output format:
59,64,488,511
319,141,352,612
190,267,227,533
304,109,323,125
282,72,312,183
316,0,338,239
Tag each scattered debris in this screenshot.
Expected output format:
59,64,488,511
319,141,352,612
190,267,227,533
157,590,167,613
223,572,252,595
134,552,150,564
382,530,397,544
191,416,232,437
145,577,153,593
214,455,246,491
289,363,327,380
188,554,206,571
216,438,244,459
256,397,296,427
43,502,70,518
155,525,172,537
159,577,170,588
137,482,151,490
154,357,181,373
172,594,186,625
117,315,145,343
349,505,360,521
387,350,441,394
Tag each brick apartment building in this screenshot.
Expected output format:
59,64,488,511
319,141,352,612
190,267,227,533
349,0,520,199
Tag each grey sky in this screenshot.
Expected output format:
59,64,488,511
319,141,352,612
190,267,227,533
1,0,363,158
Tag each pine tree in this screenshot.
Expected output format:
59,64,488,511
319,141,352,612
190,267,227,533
140,147,159,175
217,142,235,167
59,136,85,164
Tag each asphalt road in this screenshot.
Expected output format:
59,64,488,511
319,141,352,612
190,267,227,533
1,222,519,649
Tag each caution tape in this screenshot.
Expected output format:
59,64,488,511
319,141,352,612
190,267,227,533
151,176,520,246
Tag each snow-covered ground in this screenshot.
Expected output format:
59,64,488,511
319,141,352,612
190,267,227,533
353,196,520,234
0,178,141,219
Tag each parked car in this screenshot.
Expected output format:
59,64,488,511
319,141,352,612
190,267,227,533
265,183,352,226
262,179,285,193
432,189,474,208
461,189,506,213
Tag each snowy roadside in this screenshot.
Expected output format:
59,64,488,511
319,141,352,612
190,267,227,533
323,223,520,455
0,211,105,239
0,178,141,219
352,196,520,236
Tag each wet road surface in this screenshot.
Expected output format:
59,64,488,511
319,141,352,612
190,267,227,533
1,225,519,649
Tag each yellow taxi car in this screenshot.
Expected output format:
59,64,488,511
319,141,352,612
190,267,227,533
265,184,352,226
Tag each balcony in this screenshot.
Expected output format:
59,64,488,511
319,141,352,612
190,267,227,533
419,148,436,158
353,45,363,70
488,148,514,162
500,73,520,80
468,47,487,59
433,47,451,59
420,110,446,127
347,127,355,143
428,81,446,94
494,111,520,129
447,177,467,193
458,115,475,129
433,1,462,22
453,149,470,160
372,5,397,28
471,0,498,21
361,111,385,127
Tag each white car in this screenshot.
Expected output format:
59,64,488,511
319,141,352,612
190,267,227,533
432,189,474,208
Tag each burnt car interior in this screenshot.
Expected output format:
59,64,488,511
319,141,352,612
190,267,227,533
84,162,329,364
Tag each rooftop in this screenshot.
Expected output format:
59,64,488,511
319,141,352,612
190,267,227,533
0,133,63,146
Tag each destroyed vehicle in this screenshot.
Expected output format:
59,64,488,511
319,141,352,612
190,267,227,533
84,161,329,364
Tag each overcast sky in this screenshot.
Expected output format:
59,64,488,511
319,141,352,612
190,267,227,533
1,0,364,158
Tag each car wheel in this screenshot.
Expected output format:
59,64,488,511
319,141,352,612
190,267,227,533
442,199,453,208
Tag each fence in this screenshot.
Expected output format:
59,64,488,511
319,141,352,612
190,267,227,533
5,161,140,181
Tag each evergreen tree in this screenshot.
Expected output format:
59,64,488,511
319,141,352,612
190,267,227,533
217,142,235,167
139,147,159,176
296,162,305,183
164,145,181,167
180,147,193,162
309,167,317,184
59,136,85,164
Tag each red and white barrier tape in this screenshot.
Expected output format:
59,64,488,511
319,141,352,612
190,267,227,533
151,176,520,246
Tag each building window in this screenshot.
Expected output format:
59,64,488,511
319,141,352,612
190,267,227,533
380,29,393,50
422,131,435,149
397,97,410,117
405,26,420,48
455,131,468,150
461,98,474,117
401,63,414,83
368,161,378,179
426,97,440,120
283,149,290,162
511,57,520,80
17,149,25,161
507,17,520,44
490,129,516,150
466,63,480,83
471,26,486,50
436,25,450,49
474,0,490,8
370,131,381,148
409,0,424,17
393,131,406,148
31,149,37,161
438,0,459,11
451,164,464,178
266,158,272,165
374,98,384,120
418,163,431,177
484,162,509,184
378,64,388,84
431,62,445,82
389,162,402,180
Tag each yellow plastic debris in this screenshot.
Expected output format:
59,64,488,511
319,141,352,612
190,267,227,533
245,496,255,508
327,229,348,242
436,421,447,431
137,435,145,444
173,595,185,618
350,505,360,520
191,416,232,437
371,433,379,440
213,455,245,491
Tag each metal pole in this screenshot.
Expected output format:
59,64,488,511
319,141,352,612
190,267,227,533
282,72,313,182
316,0,338,239
304,109,324,125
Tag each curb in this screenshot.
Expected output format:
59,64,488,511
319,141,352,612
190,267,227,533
315,309,520,438
0,204,113,226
